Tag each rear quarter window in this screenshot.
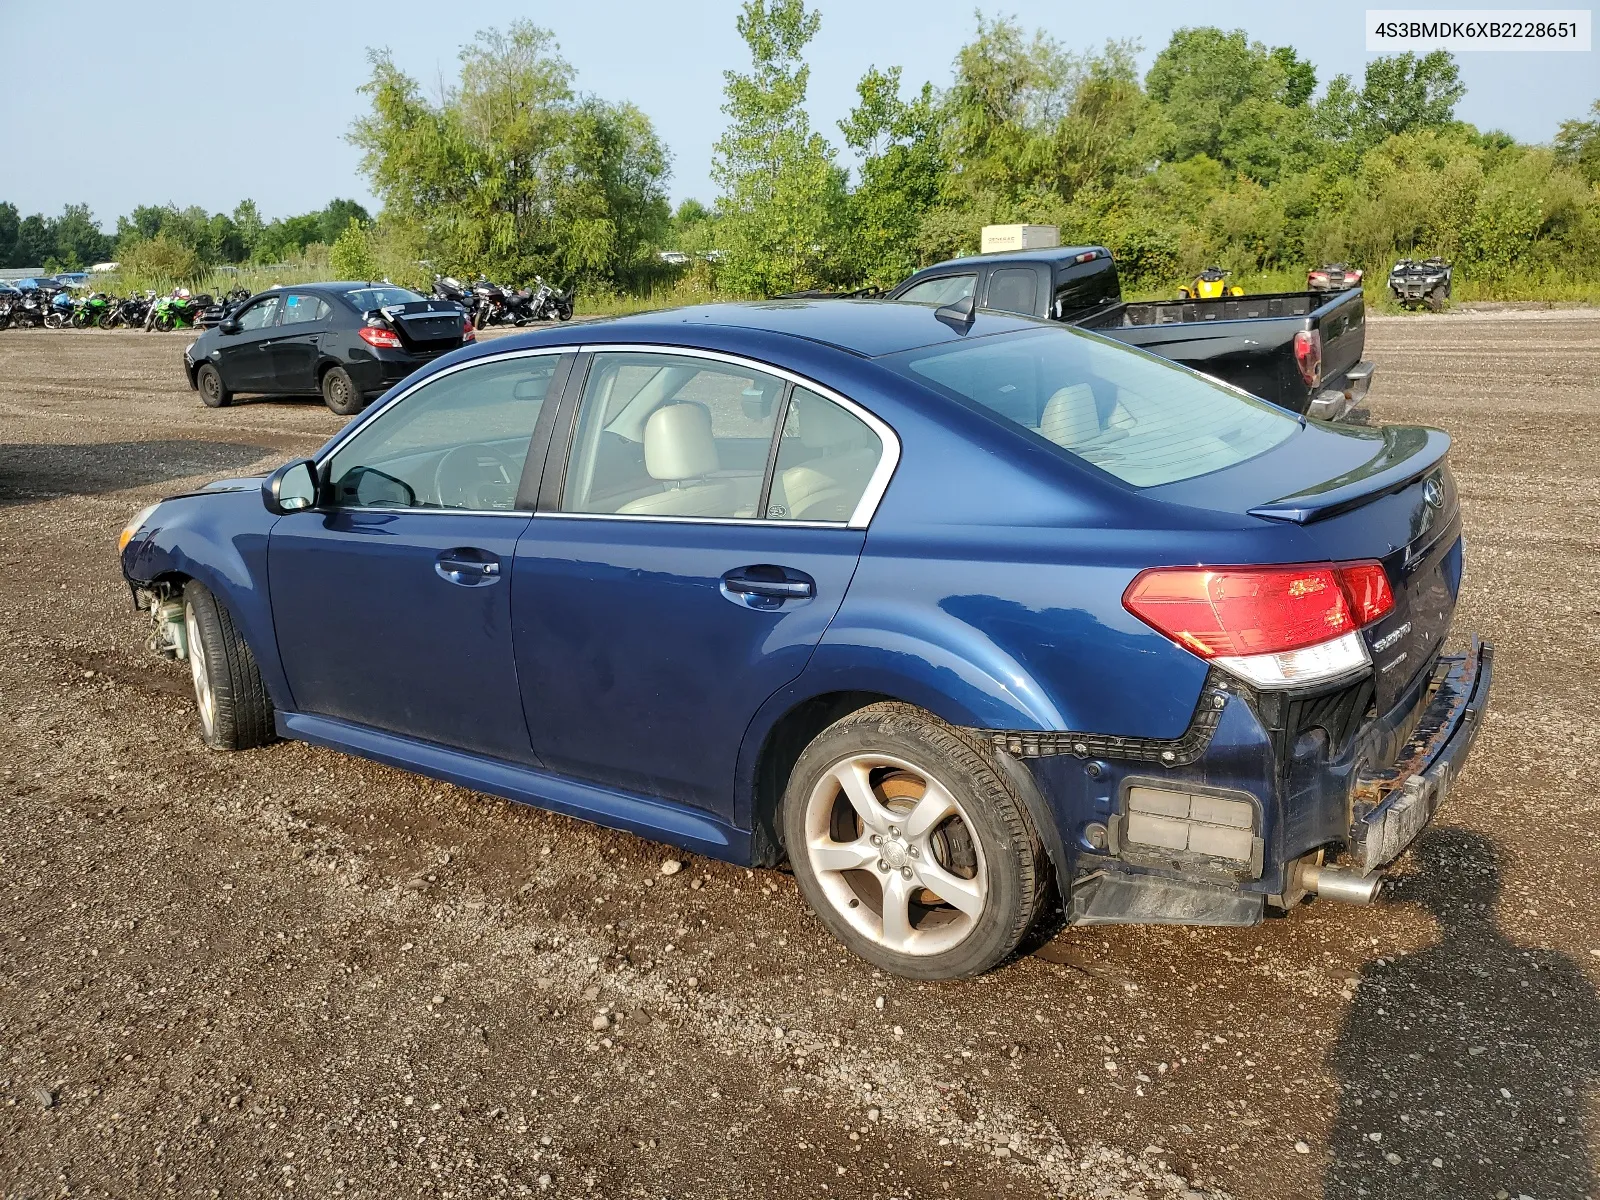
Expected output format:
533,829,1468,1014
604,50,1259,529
887,327,1297,488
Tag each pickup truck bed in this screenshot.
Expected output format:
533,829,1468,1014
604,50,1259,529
886,247,1375,420
1074,288,1371,421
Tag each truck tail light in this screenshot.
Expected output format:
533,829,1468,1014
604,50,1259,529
1122,562,1394,688
1293,329,1322,388
359,326,402,349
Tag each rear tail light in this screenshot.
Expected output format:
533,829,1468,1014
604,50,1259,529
462,317,476,342
1122,561,1394,688
1309,271,1328,283
1293,329,1322,388
358,325,402,349
1346,269,1363,285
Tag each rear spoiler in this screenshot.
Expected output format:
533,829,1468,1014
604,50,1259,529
1248,426,1450,524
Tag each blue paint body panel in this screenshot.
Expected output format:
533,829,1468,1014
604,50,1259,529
120,301,1488,915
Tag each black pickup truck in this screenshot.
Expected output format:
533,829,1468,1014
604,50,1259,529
886,246,1374,420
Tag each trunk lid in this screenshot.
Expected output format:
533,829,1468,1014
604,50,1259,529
377,300,467,354
1154,423,1462,713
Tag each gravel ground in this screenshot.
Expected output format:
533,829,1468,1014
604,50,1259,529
1,310,1597,1200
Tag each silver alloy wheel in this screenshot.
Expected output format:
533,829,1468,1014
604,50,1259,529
802,752,988,957
184,601,216,739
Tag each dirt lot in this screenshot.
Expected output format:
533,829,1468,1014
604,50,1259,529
1,309,1597,1200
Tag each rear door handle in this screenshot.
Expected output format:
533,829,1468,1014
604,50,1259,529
721,566,815,609
435,549,502,586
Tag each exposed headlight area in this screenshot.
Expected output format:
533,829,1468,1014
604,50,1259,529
1122,561,1394,689
118,503,161,553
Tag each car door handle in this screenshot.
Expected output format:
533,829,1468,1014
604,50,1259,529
720,566,815,609
435,550,502,586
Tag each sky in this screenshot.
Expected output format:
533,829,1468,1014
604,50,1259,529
2,0,1595,229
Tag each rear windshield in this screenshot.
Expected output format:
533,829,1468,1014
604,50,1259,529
344,286,423,310
885,326,1297,487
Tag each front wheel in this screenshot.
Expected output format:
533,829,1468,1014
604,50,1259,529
154,313,174,332
783,702,1046,980
182,581,275,751
1425,288,1445,313
196,363,232,408
321,365,365,416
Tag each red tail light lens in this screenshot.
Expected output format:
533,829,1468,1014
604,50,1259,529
358,326,402,349
462,318,476,342
1335,560,1394,625
1293,329,1322,388
1123,561,1393,659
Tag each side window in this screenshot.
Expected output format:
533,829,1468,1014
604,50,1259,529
896,274,976,307
236,296,282,331
561,352,784,519
986,267,1038,316
768,388,883,523
282,293,330,324
1053,258,1120,317
326,354,560,510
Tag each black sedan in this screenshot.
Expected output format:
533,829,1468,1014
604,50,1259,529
182,282,475,415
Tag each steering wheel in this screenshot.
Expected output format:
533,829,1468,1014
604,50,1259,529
433,443,520,510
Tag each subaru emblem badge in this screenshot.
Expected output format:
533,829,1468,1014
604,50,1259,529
1423,477,1444,509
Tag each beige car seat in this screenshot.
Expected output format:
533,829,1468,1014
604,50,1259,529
618,402,743,517
776,399,878,522
1037,384,1101,447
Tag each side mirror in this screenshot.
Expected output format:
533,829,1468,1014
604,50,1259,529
263,459,318,515
219,318,241,335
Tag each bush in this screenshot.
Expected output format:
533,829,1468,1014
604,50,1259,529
116,235,203,290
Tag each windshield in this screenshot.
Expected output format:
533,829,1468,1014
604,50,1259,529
344,286,424,311
885,326,1298,488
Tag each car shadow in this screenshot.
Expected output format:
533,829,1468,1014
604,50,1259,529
1323,827,1599,1198
0,440,272,507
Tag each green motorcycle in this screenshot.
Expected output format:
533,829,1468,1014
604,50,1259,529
71,293,114,329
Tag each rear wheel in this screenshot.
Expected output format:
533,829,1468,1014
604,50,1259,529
783,702,1046,980
196,363,232,408
1425,287,1445,313
321,365,364,416
182,581,275,751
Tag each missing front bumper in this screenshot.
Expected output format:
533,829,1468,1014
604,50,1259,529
1350,638,1493,874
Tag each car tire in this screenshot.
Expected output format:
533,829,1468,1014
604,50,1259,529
182,580,275,752
196,363,232,408
782,701,1046,980
322,365,365,416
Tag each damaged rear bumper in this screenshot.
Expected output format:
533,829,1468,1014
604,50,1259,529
1348,638,1493,874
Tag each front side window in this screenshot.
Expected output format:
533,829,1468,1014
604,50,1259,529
887,327,1297,488
326,354,560,510
236,296,282,331
561,352,785,519
282,293,330,324
767,387,882,522
896,274,976,307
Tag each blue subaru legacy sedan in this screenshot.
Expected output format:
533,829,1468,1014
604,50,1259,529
118,301,1491,979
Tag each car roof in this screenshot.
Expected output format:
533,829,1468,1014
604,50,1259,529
905,245,1109,273
601,299,1045,358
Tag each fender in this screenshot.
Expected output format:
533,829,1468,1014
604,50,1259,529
122,488,294,712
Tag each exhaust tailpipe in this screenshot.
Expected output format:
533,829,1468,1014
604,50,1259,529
1303,865,1383,905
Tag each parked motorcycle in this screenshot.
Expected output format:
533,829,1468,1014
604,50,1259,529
146,289,208,332
71,292,114,329
106,293,154,329
518,275,575,322
1307,263,1363,293
470,275,515,329
431,274,471,310
43,288,76,329
1177,267,1243,300
196,288,250,330
1388,258,1452,311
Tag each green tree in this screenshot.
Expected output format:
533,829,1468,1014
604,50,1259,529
0,202,18,267
50,204,113,267
329,217,380,279
318,198,372,246
350,22,669,288
232,200,265,259
839,66,945,285
712,0,845,294
1358,52,1465,139
1144,27,1317,182
1554,99,1600,183
117,234,202,288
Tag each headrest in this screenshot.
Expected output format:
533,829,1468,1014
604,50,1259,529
1038,384,1099,446
643,402,718,480
797,396,864,450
